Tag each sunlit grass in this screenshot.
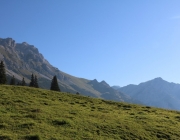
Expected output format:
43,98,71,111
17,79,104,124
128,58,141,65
0,85,180,139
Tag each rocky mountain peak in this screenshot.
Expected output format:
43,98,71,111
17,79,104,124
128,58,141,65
21,42,29,46
92,79,98,83
100,80,110,87
118,77,180,110
0,38,15,47
138,77,167,86
153,77,163,81
16,43,39,55
112,85,121,90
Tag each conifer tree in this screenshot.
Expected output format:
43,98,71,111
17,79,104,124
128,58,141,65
34,75,39,88
0,61,7,84
21,77,26,86
10,75,16,85
29,74,35,87
17,82,21,85
50,75,60,91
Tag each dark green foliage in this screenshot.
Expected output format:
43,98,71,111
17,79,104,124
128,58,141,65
29,74,38,88
21,77,26,86
29,74,34,87
0,135,11,140
17,82,21,85
24,135,41,140
10,75,16,85
52,120,69,126
0,61,7,84
34,75,39,88
50,75,60,91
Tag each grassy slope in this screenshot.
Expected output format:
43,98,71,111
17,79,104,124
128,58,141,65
0,85,180,140
60,73,102,97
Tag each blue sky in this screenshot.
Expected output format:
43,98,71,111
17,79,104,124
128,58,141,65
1,0,180,86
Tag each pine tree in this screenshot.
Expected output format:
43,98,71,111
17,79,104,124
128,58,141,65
17,82,21,85
29,74,35,87
10,75,16,85
0,61,7,84
34,75,39,88
21,77,26,86
50,75,60,91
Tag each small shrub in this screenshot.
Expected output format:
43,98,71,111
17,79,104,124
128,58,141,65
31,109,41,113
75,101,79,104
117,104,123,107
0,123,7,129
25,114,37,119
24,135,41,140
0,135,11,140
18,122,34,129
52,120,69,126
138,112,145,115
101,100,114,105
44,102,48,105
98,107,104,111
123,105,132,108
175,116,180,121
143,109,151,113
156,132,170,139
175,116,180,119
81,104,87,107
69,110,77,115
123,108,131,110
96,130,100,135
14,99,25,103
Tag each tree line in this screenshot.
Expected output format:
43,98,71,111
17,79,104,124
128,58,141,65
0,61,60,91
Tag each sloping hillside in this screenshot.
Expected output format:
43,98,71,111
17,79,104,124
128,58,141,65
116,77,180,110
0,85,180,139
0,37,133,103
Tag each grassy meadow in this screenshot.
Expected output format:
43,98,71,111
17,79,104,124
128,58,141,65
0,85,180,140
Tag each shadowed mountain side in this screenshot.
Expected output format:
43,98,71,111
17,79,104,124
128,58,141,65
115,77,180,110
88,79,140,103
0,37,135,103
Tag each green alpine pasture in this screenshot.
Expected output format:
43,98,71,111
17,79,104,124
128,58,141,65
0,85,180,140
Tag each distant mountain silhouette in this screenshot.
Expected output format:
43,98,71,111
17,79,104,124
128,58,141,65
111,85,121,90
0,37,135,103
114,77,180,110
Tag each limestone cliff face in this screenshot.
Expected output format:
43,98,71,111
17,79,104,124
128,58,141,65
0,37,135,103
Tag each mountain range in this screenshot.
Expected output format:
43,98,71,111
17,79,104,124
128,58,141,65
114,77,180,110
0,37,134,103
1,37,180,111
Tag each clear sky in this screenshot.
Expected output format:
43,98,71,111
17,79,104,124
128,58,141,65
1,0,180,86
